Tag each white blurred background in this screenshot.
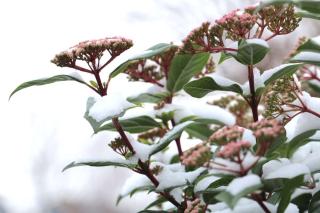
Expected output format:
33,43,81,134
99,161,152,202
1,0,319,212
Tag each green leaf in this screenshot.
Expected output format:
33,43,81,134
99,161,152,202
262,63,302,87
10,74,91,99
84,97,104,133
309,82,320,94
297,38,320,53
62,159,136,172
286,129,318,157
218,52,232,64
184,76,243,98
290,52,320,66
110,43,177,78
215,175,263,209
149,121,195,156
297,10,320,20
167,52,210,92
185,124,212,140
309,190,320,213
277,175,304,213
144,197,166,210
127,92,170,104
292,193,312,212
97,116,161,134
232,39,270,65
117,185,155,205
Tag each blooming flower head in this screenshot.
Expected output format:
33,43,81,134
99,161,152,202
209,125,244,145
215,9,257,40
217,140,251,158
181,144,211,168
51,37,133,67
249,119,284,139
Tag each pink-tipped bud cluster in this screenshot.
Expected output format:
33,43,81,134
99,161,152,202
209,125,244,145
217,140,251,158
181,22,223,53
51,37,133,67
215,9,257,40
249,119,284,139
181,144,211,168
184,198,205,213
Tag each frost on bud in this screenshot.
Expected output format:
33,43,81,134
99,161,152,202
184,198,205,213
249,119,284,140
181,144,211,169
258,4,301,35
209,125,244,145
51,37,133,68
216,140,251,158
215,9,257,41
181,22,223,53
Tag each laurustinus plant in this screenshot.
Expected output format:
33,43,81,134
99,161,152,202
10,0,320,212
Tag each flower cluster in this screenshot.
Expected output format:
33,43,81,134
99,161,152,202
258,4,301,36
51,37,133,68
264,75,297,121
216,9,257,40
181,22,223,53
181,144,211,168
209,125,244,145
216,140,251,158
249,119,284,139
210,95,250,126
126,45,177,85
109,137,131,157
184,198,205,213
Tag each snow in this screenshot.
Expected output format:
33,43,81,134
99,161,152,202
68,71,84,81
291,142,320,172
226,174,261,195
242,129,256,145
156,167,205,190
126,133,153,162
89,92,135,122
261,63,301,83
120,174,151,196
194,174,220,192
169,97,236,125
284,92,320,140
312,35,320,45
208,198,299,213
170,187,184,203
291,51,320,62
241,68,264,95
247,38,269,48
262,158,310,179
209,73,240,87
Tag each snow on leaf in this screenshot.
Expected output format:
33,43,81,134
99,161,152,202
262,158,310,180
89,92,135,122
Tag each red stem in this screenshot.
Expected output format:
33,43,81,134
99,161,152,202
248,65,259,122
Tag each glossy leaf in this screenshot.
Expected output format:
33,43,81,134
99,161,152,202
232,40,269,65
149,121,194,156
62,159,137,172
127,92,170,104
309,190,320,213
167,52,210,92
10,74,92,99
286,129,318,157
110,43,177,78
97,116,161,134
184,76,243,98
